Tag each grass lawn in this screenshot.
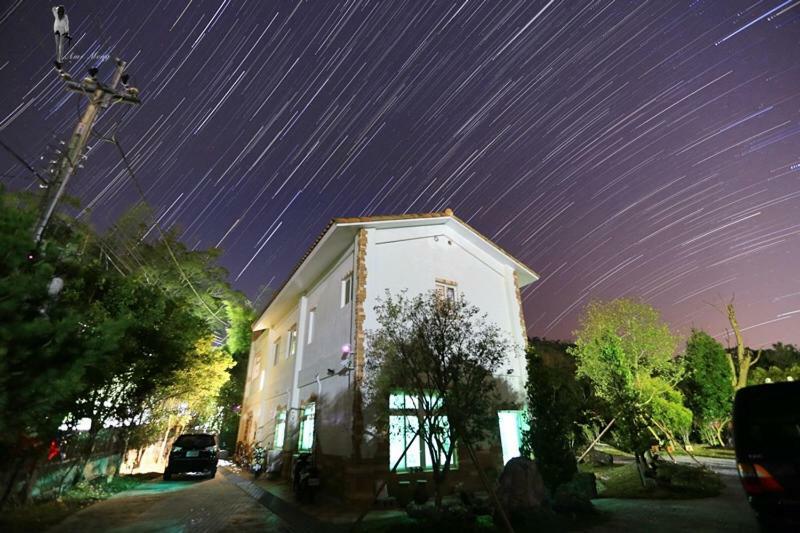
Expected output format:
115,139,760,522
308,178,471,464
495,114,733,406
594,441,735,461
582,462,723,499
674,445,735,460
594,442,634,458
0,473,159,531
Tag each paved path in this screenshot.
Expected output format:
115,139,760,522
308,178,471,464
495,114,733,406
49,472,292,533
588,456,759,532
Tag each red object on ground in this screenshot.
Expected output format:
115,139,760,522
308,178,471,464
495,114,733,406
47,439,60,461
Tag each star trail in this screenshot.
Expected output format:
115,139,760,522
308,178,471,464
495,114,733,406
1,0,798,347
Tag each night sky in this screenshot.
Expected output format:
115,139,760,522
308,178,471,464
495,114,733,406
1,1,799,348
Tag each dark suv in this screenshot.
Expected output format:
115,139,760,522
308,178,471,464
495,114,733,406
734,381,800,528
164,433,219,480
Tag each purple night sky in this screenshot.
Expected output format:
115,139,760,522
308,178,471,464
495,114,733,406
1,1,798,348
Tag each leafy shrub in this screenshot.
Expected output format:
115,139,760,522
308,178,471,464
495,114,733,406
521,341,582,492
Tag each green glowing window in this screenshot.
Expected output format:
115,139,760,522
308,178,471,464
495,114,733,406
389,392,455,472
273,410,287,449
498,410,528,465
298,403,316,451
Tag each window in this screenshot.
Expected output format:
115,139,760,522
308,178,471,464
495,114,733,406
259,369,265,391
287,325,298,358
435,279,457,303
252,350,261,380
389,392,455,472
341,273,353,307
273,410,287,449
498,410,528,465
307,308,316,344
273,337,281,366
298,403,316,451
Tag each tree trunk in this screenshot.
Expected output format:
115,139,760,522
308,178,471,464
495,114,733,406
634,452,647,487
726,302,760,390
119,430,131,477
21,457,42,504
0,457,23,508
461,438,515,533
75,422,101,486
433,473,443,510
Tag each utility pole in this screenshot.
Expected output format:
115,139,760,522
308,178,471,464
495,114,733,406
33,58,141,243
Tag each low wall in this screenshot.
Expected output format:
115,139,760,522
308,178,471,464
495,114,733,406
24,441,168,502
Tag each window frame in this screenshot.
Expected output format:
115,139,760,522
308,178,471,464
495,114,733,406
307,308,316,344
287,325,298,359
252,350,261,380
341,272,353,308
497,410,528,465
297,402,316,452
273,337,281,366
273,409,287,450
388,391,456,473
435,278,458,303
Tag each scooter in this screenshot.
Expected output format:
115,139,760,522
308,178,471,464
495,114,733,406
292,453,320,503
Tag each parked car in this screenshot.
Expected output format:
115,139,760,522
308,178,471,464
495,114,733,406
163,433,219,480
734,381,800,529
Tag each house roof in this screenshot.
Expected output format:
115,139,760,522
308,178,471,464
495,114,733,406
252,209,539,331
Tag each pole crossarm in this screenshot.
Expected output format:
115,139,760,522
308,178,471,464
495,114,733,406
33,58,140,243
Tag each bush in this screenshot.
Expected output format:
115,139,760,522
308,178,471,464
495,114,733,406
406,498,478,531
521,341,582,492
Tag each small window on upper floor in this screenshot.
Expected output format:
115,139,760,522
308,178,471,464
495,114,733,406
341,272,353,308
273,337,281,366
287,325,298,358
307,308,316,344
435,279,458,303
251,350,261,380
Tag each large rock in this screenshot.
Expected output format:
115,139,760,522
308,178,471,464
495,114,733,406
586,449,614,466
553,473,596,513
496,457,546,511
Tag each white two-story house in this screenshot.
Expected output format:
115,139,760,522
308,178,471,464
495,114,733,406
238,209,538,500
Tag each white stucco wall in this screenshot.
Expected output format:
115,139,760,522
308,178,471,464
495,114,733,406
294,245,356,457
362,224,528,398
250,303,300,445
242,245,357,457
241,220,531,462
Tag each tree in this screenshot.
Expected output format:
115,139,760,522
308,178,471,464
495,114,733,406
681,330,734,446
568,299,688,473
217,303,255,451
366,291,512,510
721,299,760,390
747,342,800,386
0,189,247,503
520,341,580,492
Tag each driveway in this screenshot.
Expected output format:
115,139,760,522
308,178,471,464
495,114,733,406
588,456,758,532
48,471,292,533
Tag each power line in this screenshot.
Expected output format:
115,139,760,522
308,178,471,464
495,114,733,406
109,134,229,328
0,138,50,186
